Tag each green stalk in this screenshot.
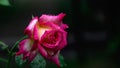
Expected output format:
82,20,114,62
6,36,28,68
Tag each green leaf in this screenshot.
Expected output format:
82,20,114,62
15,55,27,67
0,41,8,50
59,54,67,67
0,0,11,6
31,54,46,68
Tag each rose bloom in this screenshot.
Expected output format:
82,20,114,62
16,13,68,66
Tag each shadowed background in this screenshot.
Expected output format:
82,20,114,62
0,0,120,68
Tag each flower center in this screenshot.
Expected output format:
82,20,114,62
43,32,58,45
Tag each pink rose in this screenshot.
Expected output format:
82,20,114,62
16,13,68,67
16,39,38,62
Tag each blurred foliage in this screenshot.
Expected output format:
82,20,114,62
15,55,27,67
0,0,11,6
30,54,46,68
15,54,46,68
59,54,67,67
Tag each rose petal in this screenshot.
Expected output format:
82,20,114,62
50,51,60,67
57,13,66,23
25,17,38,38
35,23,51,41
16,39,37,61
33,24,39,40
38,43,60,67
29,50,37,62
39,14,58,23
61,23,69,29
38,44,47,58
16,39,31,55
39,22,60,29
39,13,66,25
55,30,67,50
40,30,61,49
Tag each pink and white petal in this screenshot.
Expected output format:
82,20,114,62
38,46,60,67
57,30,67,50
40,22,60,29
34,24,50,41
40,30,66,50
33,25,39,40
25,17,38,38
25,17,38,32
60,23,69,29
22,39,32,52
36,24,51,41
38,44,48,58
16,39,32,56
16,40,25,55
57,13,66,23
39,14,57,23
50,51,60,67
16,39,29,55
39,30,57,49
